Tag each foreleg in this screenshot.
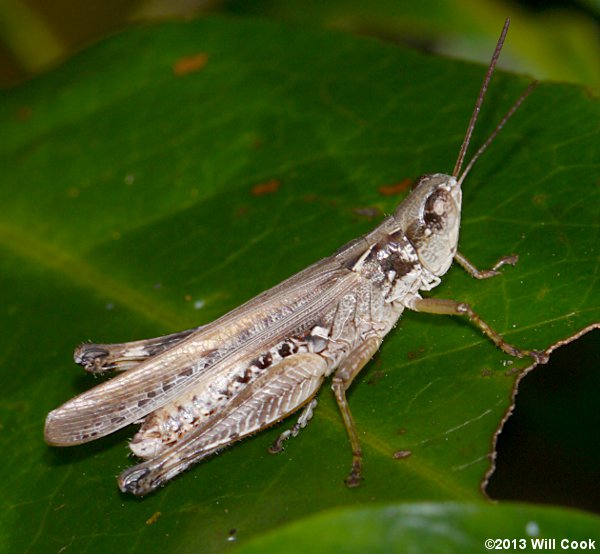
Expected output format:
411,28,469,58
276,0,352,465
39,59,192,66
454,250,518,280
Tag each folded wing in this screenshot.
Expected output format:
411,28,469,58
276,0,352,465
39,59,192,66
45,255,361,446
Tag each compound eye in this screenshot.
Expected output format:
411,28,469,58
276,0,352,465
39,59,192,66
423,188,455,231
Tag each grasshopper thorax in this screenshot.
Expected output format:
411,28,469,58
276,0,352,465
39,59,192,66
393,173,462,277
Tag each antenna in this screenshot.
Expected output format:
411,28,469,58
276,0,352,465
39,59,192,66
457,80,537,187
452,18,510,178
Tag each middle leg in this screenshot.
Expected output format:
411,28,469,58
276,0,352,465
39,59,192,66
408,296,545,362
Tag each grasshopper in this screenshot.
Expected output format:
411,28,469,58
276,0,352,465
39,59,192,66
45,19,543,496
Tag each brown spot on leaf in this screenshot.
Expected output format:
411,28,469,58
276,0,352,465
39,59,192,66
407,346,425,360
251,179,280,196
173,53,209,76
15,106,32,121
367,369,385,385
378,178,412,196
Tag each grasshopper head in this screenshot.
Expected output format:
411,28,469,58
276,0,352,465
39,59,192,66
387,21,535,280
392,173,462,277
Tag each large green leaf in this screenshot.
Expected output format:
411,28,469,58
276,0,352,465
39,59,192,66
1,16,597,553
235,502,600,553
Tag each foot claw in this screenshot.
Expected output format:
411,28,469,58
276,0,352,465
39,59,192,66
268,440,284,454
530,349,549,364
344,463,363,488
498,254,519,268
344,474,363,488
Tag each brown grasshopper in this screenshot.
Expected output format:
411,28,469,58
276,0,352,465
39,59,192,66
45,19,543,496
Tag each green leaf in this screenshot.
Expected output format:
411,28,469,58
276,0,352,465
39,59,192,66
1,16,597,553
234,502,600,554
